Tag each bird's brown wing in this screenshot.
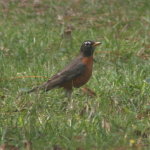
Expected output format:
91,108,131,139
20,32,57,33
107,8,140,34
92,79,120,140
28,56,86,93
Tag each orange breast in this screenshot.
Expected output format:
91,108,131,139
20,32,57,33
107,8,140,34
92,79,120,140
73,56,93,88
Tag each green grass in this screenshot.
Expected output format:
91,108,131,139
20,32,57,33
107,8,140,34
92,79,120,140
0,0,150,149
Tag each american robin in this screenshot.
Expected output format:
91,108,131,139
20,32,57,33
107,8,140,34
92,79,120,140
28,40,101,98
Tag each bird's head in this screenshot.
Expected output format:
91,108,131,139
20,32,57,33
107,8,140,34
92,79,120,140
80,40,101,57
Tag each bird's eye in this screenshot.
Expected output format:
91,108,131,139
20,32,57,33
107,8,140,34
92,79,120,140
84,41,91,46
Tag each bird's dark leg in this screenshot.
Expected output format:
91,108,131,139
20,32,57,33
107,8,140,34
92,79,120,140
66,89,74,110
66,89,73,100
61,89,73,110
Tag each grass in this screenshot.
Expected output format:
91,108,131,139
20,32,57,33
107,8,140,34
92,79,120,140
0,0,150,149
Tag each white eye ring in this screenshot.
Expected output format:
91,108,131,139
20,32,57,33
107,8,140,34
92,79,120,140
85,41,91,45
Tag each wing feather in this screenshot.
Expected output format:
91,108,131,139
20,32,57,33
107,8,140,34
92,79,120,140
28,55,85,93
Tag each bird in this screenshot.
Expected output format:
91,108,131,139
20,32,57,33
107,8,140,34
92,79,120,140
28,40,101,99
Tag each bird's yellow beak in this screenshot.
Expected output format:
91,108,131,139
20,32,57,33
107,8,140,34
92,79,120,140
93,42,101,47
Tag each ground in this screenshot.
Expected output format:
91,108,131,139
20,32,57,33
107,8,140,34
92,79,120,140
0,0,150,149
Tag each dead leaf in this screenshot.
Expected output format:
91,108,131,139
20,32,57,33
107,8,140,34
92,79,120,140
24,141,32,150
134,128,150,138
0,91,5,99
57,15,64,21
33,0,41,5
73,135,85,141
53,145,63,150
0,144,19,150
101,119,111,133
137,48,145,56
136,102,150,119
80,106,88,116
62,25,72,39
65,8,76,17
81,87,96,97
0,144,6,150
138,54,150,60
76,147,85,150
33,0,41,4
57,15,64,25
136,46,150,60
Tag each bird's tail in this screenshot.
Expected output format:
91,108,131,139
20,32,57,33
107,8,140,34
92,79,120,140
27,81,56,93
27,85,45,93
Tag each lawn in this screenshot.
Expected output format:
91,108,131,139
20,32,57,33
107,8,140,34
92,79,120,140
0,0,150,149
